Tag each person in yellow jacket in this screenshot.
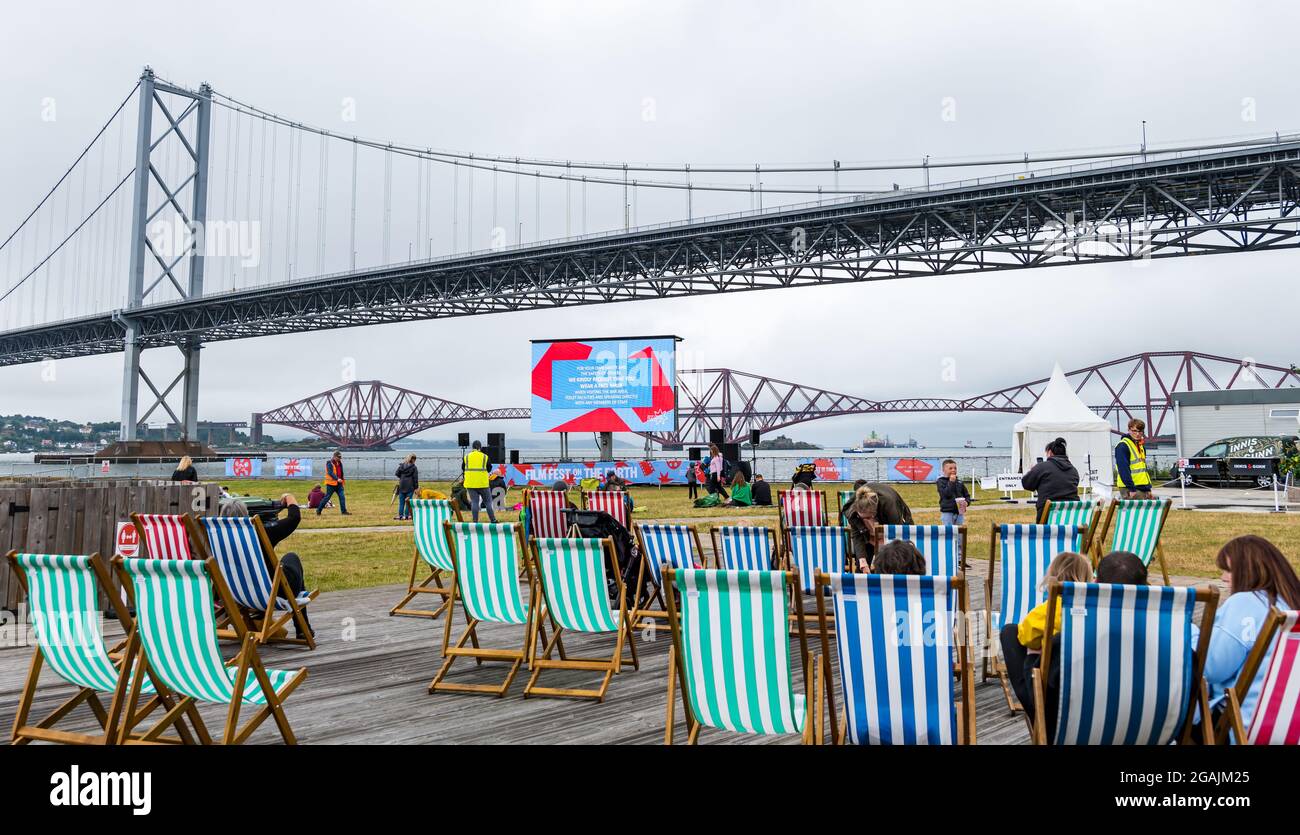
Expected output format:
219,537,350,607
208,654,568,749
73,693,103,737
1114,417,1153,499
997,551,1093,731
462,440,496,522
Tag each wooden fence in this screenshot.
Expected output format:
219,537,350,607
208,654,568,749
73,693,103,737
0,479,220,609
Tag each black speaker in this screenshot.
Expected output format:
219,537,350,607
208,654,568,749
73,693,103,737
688,446,702,461
486,446,505,465
722,442,740,464
708,428,725,445
457,432,470,447
750,429,761,446
509,449,520,464
487,432,505,448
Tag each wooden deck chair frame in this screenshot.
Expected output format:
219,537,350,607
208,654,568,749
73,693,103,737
389,498,463,619
6,551,196,746
982,522,1085,714
812,572,975,745
525,537,639,701
1038,498,1102,555
112,556,308,745
1031,580,1218,745
709,525,779,571
1092,498,1173,584
1216,607,1295,745
428,521,545,697
198,515,318,648
663,566,813,745
631,523,705,631
777,488,828,550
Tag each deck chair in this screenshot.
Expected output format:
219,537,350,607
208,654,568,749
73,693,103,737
528,489,571,540
1039,499,1101,554
778,489,828,547
1093,498,1173,584
198,516,317,647
429,522,541,697
983,523,1081,713
390,497,461,619
1218,608,1300,745
711,525,777,570
132,512,207,561
525,537,639,700
631,523,705,631
583,490,629,528
812,572,974,745
837,489,855,519
663,567,813,744
882,524,967,575
785,526,848,625
6,552,194,745
1032,581,1218,745
114,557,308,745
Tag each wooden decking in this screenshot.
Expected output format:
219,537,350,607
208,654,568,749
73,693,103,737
2,562,1038,745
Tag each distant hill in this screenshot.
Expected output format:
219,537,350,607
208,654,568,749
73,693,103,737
744,434,821,451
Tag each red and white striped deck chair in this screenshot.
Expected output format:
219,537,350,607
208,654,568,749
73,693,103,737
1221,609,1300,745
528,490,571,540
778,489,827,548
131,513,207,561
584,490,630,529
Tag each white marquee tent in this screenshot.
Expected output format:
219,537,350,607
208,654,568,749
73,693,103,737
1011,363,1113,491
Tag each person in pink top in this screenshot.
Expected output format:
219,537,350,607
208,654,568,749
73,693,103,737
706,443,729,500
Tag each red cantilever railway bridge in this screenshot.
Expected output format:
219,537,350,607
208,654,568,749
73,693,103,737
252,351,1299,449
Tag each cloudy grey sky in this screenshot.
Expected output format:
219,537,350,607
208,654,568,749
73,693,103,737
2,1,1298,448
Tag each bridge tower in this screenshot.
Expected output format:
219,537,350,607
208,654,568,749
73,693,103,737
117,67,212,442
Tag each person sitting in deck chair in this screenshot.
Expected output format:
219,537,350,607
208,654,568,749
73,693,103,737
998,551,1093,734
221,494,314,639
1095,550,1148,586
871,540,927,575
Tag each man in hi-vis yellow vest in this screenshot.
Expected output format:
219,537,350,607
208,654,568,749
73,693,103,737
1114,418,1152,499
462,440,496,522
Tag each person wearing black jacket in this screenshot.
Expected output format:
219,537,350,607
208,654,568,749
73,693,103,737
170,455,197,482
935,459,972,525
750,473,773,506
394,454,419,521
220,493,313,639
1021,437,1081,520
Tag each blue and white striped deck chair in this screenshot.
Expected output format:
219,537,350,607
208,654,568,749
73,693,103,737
663,568,813,744
785,527,847,629
882,524,966,577
116,556,308,744
1033,581,1218,745
526,537,639,700
390,497,459,619
813,572,974,745
1040,499,1100,552
632,523,704,630
199,516,317,648
711,525,777,571
429,522,541,697
1096,498,1173,584
983,523,1080,712
6,552,190,745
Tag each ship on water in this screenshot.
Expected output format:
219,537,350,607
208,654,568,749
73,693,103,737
844,432,924,453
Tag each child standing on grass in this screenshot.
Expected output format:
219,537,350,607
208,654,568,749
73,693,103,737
686,459,699,500
935,458,972,525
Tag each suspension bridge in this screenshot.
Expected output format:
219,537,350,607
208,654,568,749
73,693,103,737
253,351,1300,449
4,67,1300,445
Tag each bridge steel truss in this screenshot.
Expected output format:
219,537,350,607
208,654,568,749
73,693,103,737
252,352,1298,450
252,380,529,450
4,138,1300,375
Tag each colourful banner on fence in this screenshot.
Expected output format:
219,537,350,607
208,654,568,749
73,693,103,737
886,457,943,482
792,457,853,482
224,457,263,477
273,458,313,478
502,460,692,487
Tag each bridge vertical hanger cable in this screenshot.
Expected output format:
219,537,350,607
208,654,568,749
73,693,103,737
266,120,278,287
256,118,267,286
415,154,423,259
467,153,474,250
451,161,459,253
565,161,571,236
581,176,587,234
513,159,520,245
426,149,434,256
316,134,328,275
533,170,540,242
292,130,304,278
231,110,242,287
382,147,392,263
491,164,498,242
348,139,357,269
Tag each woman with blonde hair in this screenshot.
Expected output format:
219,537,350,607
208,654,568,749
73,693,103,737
171,455,197,482
999,551,1093,727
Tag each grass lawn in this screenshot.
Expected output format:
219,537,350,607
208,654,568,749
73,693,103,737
223,479,1299,592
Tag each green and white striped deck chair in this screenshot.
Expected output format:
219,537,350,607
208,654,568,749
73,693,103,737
116,557,308,745
837,490,856,525
1039,499,1101,554
390,497,461,619
1095,498,1173,584
526,537,639,700
429,522,542,697
663,567,813,744
6,551,192,745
